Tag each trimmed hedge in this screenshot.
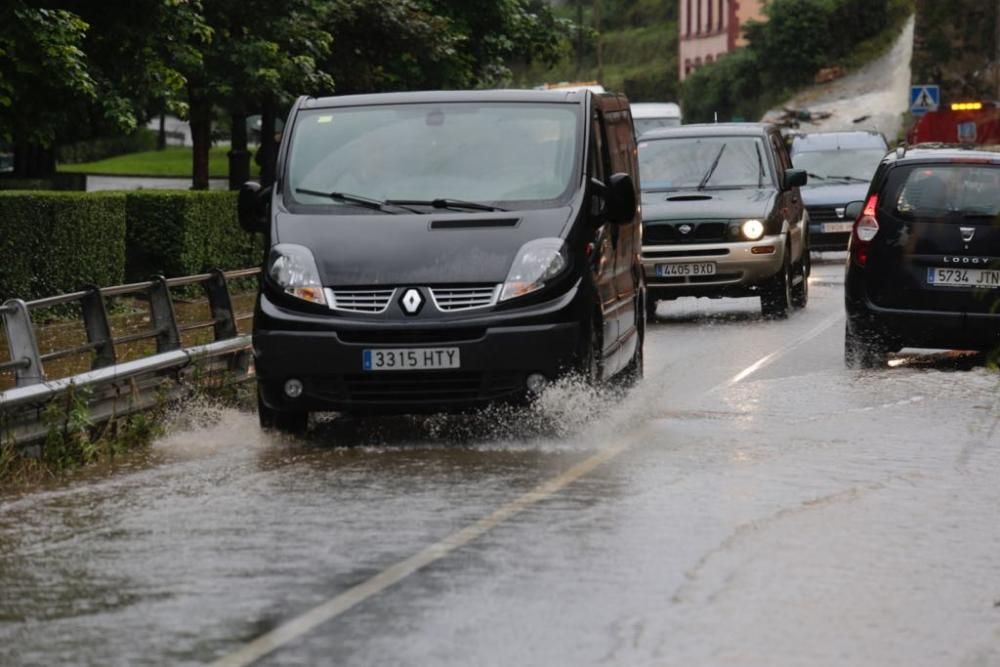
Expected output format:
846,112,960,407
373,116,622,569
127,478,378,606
125,191,262,281
0,192,127,302
0,190,260,302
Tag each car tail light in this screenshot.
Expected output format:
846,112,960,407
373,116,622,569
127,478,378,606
850,194,879,267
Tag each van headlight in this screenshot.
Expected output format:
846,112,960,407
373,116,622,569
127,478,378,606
499,238,569,302
741,219,765,240
267,243,327,306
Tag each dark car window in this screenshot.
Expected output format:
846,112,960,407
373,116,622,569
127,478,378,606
286,103,581,209
887,164,1000,220
793,148,885,182
638,136,771,191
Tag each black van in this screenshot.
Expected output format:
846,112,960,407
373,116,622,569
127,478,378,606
238,90,644,432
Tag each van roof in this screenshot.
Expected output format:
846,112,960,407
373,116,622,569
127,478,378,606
302,89,595,109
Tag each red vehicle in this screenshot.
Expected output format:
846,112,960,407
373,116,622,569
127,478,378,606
907,101,1000,146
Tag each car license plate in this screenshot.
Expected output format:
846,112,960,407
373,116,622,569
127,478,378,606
363,347,460,371
927,267,1000,288
656,262,717,277
822,222,854,233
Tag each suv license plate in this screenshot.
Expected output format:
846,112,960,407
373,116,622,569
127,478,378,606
927,267,1000,288
363,347,460,371
656,262,717,277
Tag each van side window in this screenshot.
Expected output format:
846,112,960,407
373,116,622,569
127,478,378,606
590,112,610,182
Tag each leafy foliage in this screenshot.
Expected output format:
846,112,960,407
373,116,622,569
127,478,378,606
0,191,126,301
912,0,998,100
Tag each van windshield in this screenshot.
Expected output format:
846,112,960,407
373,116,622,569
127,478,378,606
639,136,770,190
287,103,581,210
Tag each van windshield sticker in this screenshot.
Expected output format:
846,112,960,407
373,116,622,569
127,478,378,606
316,115,333,124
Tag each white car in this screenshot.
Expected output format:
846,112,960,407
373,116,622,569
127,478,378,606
631,102,682,136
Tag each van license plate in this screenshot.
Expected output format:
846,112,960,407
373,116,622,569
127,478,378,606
822,222,854,233
656,262,716,277
927,267,1000,288
363,348,460,371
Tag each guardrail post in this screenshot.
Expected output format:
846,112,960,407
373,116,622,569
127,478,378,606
1,299,44,386
206,269,238,341
148,277,181,353
80,285,117,369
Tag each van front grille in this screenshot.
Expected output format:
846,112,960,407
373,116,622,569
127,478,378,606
429,285,500,311
327,288,396,314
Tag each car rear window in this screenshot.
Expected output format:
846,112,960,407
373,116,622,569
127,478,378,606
885,164,1000,221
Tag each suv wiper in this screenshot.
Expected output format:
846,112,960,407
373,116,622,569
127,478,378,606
294,188,408,214
386,198,508,212
806,172,828,181
755,143,765,188
824,175,869,183
697,143,727,191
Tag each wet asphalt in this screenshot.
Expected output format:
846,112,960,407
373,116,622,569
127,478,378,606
2,255,999,667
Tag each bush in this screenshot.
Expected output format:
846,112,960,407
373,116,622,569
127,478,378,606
0,192,127,302
682,48,763,123
0,173,87,191
124,191,262,280
57,129,159,165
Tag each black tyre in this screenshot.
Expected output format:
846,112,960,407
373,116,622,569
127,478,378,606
844,319,889,369
579,314,604,385
791,250,809,309
617,297,645,388
646,296,658,321
257,386,309,435
761,249,792,319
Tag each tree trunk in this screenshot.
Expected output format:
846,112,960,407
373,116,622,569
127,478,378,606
228,112,250,190
157,110,167,151
12,138,56,179
259,102,278,189
189,92,212,191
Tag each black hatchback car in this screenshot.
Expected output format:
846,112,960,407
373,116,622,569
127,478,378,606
238,90,644,432
845,144,1000,367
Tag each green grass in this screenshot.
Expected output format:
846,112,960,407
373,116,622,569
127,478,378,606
58,146,261,179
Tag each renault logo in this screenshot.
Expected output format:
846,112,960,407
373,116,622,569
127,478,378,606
960,226,976,243
400,288,424,315
679,224,693,235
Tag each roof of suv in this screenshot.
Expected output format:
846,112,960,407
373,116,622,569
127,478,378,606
884,143,1000,165
791,131,887,153
639,123,773,140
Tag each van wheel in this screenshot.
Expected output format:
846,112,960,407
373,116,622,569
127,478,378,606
761,250,792,319
844,319,888,369
618,300,645,388
646,297,658,321
579,316,604,385
258,387,309,435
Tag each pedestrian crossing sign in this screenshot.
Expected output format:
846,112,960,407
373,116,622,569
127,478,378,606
910,85,940,116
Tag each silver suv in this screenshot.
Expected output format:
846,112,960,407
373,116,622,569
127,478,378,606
638,123,810,319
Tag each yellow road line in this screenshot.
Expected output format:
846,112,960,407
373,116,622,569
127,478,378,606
210,310,843,667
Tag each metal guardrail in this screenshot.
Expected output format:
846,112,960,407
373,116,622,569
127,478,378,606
0,268,259,448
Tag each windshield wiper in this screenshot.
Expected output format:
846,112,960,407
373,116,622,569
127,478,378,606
386,198,508,213
755,143,765,188
697,144,727,191
824,175,869,183
294,188,410,214
806,172,828,181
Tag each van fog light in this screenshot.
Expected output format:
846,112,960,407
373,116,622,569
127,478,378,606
526,373,548,394
284,379,304,399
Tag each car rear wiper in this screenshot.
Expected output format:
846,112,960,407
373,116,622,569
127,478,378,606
294,188,411,214
386,198,508,212
697,143,727,191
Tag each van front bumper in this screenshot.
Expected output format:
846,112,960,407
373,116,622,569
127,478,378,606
641,235,786,299
253,285,587,414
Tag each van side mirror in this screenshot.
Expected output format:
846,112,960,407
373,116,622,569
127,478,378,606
238,181,268,233
605,172,638,224
844,200,864,220
784,168,808,190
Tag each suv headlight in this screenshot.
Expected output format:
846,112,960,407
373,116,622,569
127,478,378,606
499,238,569,302
267,243,327,306
741,219,765,240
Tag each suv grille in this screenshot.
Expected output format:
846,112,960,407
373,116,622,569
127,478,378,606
429,285,500,311
644,221,729,244
328,288,396,314
807,207,844,225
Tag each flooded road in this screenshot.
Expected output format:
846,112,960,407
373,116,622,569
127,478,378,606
2,256,999,666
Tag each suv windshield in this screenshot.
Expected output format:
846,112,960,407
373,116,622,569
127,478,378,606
891,164,1000,219
793,148,885,183
639,136,770,190
287,103,580,210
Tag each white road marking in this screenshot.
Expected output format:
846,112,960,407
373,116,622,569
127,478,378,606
209,310,845,667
